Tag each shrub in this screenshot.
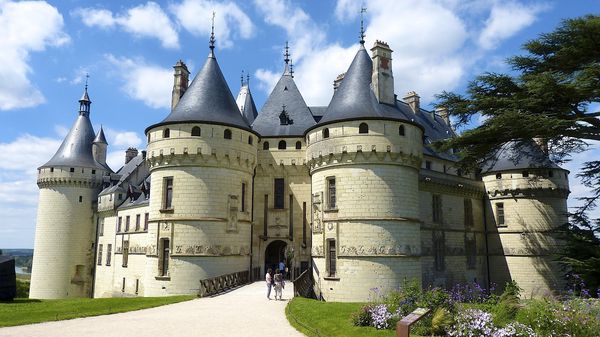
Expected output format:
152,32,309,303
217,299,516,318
448,309,496,337
16,279,29,298
430,307,453,336
351,305,372,327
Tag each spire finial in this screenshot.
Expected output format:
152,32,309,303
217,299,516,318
247,73,250,87
290,59,294,78
241,70,244,86
209,11,216,54
359,6,367,45
284,41,290,64
85,73,89,91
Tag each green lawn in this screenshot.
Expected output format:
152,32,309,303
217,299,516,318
0,295,195,327
286,297,413,337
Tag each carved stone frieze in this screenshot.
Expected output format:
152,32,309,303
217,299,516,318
337,244,419,257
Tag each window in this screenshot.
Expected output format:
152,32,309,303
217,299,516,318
295,141,301,149
79,196,83,203
496,173,502,179
99,219,104,236
122,240,129,268
224,129,232,139
122,278,126,292
117,217,122,232
289,195,294,238
163,177,173,209
323,128,330,138
125,216,130,232
50,167,54,173
248,136,253,145
274,178,285,209
118,193,123,200
425,160,432,170
443,165,447,173
144,213,149,231
432,194,442,224
97,244,103,265
163,128,170,138
135,279,139,295
92,169,96,175
135,214,141,231
327,177,336,209
106,244,112,266
327,239,336,277
263,141,269,150
159,239,170,276
70,167,75,173
278,140,286,150
241,183,246,212
548,170,554,178
191,126,201,136
522,171,529,177
433,232,445,271
359,123,369,134
399,125,405,136
496,203,505,226
464,199,473,228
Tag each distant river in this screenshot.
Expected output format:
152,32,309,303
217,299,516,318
15,266,31,274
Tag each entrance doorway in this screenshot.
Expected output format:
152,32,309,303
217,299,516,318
264,240,287,275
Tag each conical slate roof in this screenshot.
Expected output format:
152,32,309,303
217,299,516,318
94,126,108,144
252,66,316,137
41,112,102,170
154,53,251,131
482,141,564,173
316,46,407,127
236,84,258,125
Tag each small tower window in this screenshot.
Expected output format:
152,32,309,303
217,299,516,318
496,173,502,180
359,123,369,134
224,129,232,139
323,128,330,139
248,136,253,145
522,171,529,177
50,167,54,173
92,170,96,175
163,128,170,138
191,126,201,137
79,196,83,203
399,125,405,136
263,141,269,150
278,140,286,150
70,168,75,173
295,141,301,149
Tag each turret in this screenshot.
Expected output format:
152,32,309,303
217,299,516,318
93,126,108,169
236,72,258,125
30,86,108,299
482,141,569,297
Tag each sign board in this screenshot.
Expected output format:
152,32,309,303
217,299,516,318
397,307,430,337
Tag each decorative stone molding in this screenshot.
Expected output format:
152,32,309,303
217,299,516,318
307,150,421,173
338,244,420,257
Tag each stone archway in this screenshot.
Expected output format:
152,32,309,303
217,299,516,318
264,240,287,274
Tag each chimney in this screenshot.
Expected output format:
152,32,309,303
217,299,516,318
403,91,420,113
125,147,138,164
436,106,450,125
171,60,190,111
370,40,395,105
534,138,549,155
333,72,345,91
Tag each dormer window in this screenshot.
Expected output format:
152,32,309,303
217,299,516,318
399,125,405,136
279,106,293,125
263,142,269,150
359,123,369,134
191,126,201,137
163,128,170,138
496,173,502,180
295,141,301,149
224,129,232,139
323,128,330,139
278,140,287,150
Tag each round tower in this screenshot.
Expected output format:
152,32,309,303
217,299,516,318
305,40,424,302
30,88,109,299
143,37,258,296
482,141,569,297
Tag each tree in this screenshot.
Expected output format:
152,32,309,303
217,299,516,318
434,15,600,292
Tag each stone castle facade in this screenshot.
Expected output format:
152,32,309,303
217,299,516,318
29,37,570,301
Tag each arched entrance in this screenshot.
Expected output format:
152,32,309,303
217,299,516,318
264,240,287,274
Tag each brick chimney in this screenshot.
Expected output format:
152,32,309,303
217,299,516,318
171,60,190,111
125,147,138,164
403,91,420,113
370,40,395,105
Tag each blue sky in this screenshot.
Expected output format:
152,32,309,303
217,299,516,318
0,0,598,248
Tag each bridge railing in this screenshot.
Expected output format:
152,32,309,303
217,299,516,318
198,270,250,297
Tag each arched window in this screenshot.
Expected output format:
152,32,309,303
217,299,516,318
295,141,301,149
248,136,253,145
399,125,405,136
224,129,232,139
191,126,201,137
323,128,330,138
163,128,170,138
359,123,369,134
263,142,270,150
278,140,287,150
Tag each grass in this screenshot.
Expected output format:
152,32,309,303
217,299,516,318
286,297,425,337
0,295,195,327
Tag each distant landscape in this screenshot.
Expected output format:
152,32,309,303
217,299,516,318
0,249,33,274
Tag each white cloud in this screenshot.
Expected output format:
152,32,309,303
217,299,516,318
104,54,172,109
334,0,361,22
478,2,547,50
74,2,179,49
563,142,600,221
170,0,254,49
0,0,69,110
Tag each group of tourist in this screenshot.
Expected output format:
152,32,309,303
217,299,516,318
265,261,287,300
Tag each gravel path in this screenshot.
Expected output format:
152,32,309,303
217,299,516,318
0,281,304,337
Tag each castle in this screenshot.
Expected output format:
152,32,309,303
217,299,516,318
29,31,570,301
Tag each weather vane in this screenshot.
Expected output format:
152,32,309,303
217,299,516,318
290,59,294,78
241,70,244,86
85,73,89,90
360,6,367,45
284,41,290,64
209,11,216,52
